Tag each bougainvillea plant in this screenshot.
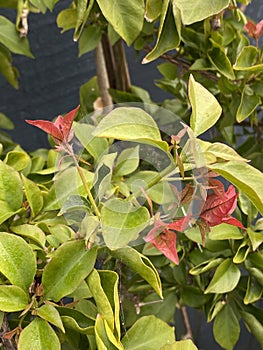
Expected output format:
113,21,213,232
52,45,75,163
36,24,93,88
0,1,263,350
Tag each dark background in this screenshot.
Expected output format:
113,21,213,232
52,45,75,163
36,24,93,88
0,1,263,349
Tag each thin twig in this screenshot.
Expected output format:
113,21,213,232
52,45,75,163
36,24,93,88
0,314,17,350
180,306,194,341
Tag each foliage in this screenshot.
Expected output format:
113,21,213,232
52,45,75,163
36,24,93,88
0,1,263,350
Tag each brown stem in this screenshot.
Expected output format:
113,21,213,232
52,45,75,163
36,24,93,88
113,39,131,91
0,314,17,350
143,45,219,82
95,42,113,107
101,34,117,89
180,306,194,341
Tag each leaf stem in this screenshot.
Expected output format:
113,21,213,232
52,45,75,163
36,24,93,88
64,143,101,218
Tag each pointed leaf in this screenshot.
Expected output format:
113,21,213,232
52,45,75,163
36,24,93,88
241,311,263,348
115,146,140,177
209,161,263,215
234,46,263,72
94,314,122,350
0,233,36,291
36,304,65,333
42,241,97,301
11,224,46,248
111,246,162,298
86,269,115,331
143,0,180,63
101,198,150,249
0,285,29,312
244,276,263,305
22,175,44,217
96,0,144,45
213,304,240,350
74,123,108,161
207,45,235,80
236,88,261,122
122,315,175,349
189,75,222,136
0,161,23,224
208,223,243,240
18,318,60,350
0,16,33,57
205,258,241,294
173,0,229,25
93,107,168,151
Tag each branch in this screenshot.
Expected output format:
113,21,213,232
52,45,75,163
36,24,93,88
143,45,219,82
95,42,113,107
0,314,17,350
180,305,194,341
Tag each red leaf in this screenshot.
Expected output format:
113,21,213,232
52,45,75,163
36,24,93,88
200,185,244,229
149,230,179,265
26,105,79,144
244,19,263,39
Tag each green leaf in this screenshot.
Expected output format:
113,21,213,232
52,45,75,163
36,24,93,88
42,241,97,301
46,166,94,210
161,340,198,350
122,315,175,349
143,0,180,63
205,259,241,294
189,75,222,136
145,0,162,22
233,240,250,264
57,8,77,33
207,45,235,80
4,150,31,171
173,0,229,25
244,252,263,287
101,198,150,249
236,88,261,122
208,161,263,215
35,304,65,333
94,314,123,350
99,271,121,338
22,174,44,217
213,304,240,350
0,16,34,57
78,25,102,56
93,107,168,151
114,146,140,177
240,311,263,348
234,46,263,72
86,269,115,331
93,153,116,201
244,276,263,304
11,224,46,248
199,140,248,162
0,111,14,130
111,246,162,298
190,258,224,275
208,223,243,240
59,307,94,334
0,46,18,88
247,227,262,251
74,0,94,41
18,318,60,350
0,161,23,224
96,0,144,46
0,285,29,312
0,232,36,291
